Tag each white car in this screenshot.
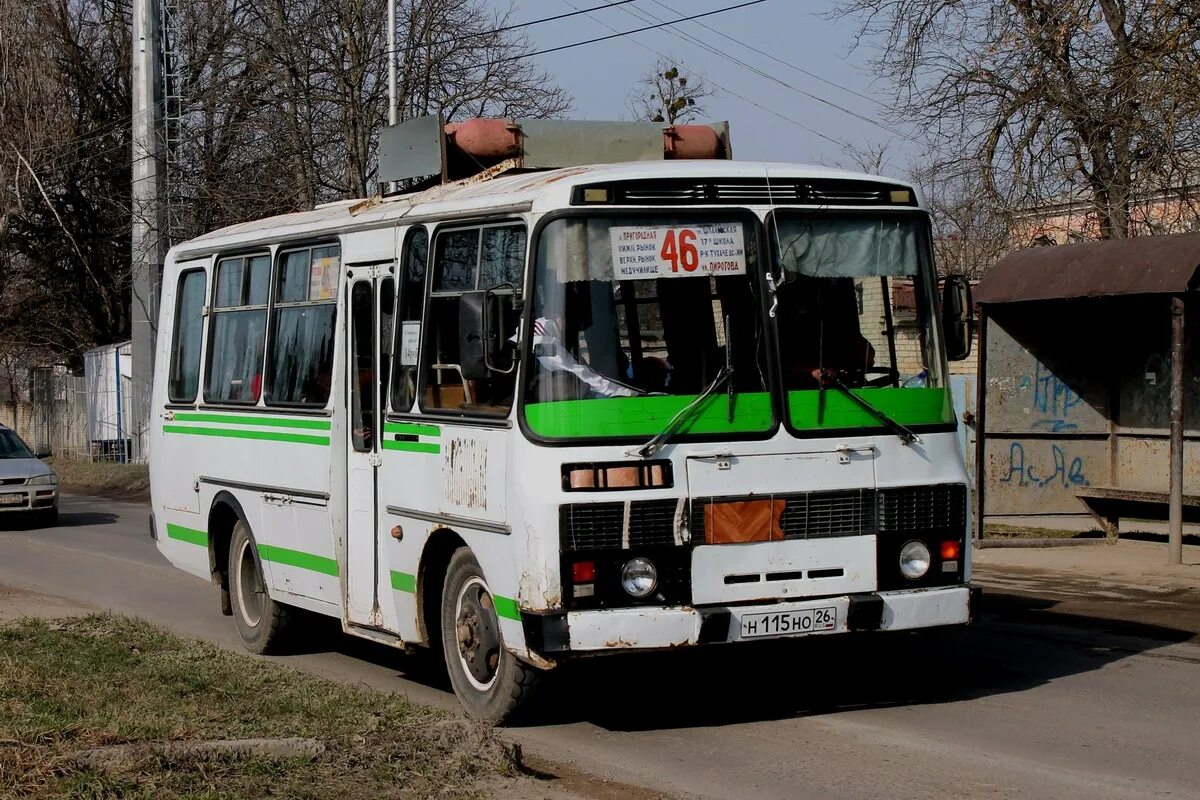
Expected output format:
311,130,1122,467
0,424,58,526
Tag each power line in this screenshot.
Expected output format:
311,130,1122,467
485,0,774,66
645,0,887,110
556,0,844,148
617,0,915,144
385,0,642,56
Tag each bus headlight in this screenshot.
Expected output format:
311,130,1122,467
899,540,931,580
620,557,658,598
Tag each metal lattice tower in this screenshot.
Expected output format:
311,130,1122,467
158,0,184,248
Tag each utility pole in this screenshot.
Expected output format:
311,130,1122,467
130,0,163,463
388,0,398,126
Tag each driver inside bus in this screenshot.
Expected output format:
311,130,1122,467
777,276,875,389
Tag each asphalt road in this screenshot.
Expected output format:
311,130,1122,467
3,493,1199,800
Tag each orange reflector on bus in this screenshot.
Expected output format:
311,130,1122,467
940,540,960,560
562,460,673,491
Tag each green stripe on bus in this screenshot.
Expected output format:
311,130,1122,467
492,595,521,621
257,544,339,576
381,440,440,454
524,392,774,438
787,387,953,431
163,425,330,447
383,421,440,436
172,412,331,430
524,387,954,438
390,571,416,593
165,523,207,547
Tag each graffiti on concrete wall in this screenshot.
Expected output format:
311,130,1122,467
1024,362,1084,432
999,441,1090,489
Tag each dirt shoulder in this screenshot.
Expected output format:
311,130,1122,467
46,457,150,501
0,592,663,800
0,612,545,799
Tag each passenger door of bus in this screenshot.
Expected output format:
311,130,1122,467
344,267,395,630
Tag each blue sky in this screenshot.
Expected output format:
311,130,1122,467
489,0,921,174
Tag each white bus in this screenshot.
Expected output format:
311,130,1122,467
151,153,977,722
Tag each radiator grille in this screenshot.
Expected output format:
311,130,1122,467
560,499,681,551
562,485,965,550
688,484,966,542
878,483,966,533
0,477,26,486
780,488,877,539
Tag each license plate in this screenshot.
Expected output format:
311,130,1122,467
739,607,837,639
0,494,24,505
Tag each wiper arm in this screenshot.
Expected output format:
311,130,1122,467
628,366,734,458
830,377,922,446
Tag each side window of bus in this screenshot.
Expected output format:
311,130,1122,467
266,244,340,407
168,269,206,403
421,223,525,415
204,254,269,404
390,227,428,412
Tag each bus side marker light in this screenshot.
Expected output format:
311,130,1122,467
390,525,404,541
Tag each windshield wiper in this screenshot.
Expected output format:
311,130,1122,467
628,366,734,458
829,377,922,446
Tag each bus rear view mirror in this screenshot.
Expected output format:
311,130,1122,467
459,289,518,380
940,274,974,361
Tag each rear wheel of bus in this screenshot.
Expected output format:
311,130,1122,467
229,519,293,654
441,548,541,723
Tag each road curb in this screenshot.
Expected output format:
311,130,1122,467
975,538,1106,549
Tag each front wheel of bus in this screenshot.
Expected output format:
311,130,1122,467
441,549,540,724
228,519,293,654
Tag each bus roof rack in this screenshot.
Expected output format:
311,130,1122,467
377,114,732,189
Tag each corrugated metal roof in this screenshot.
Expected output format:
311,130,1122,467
976,233,1200,304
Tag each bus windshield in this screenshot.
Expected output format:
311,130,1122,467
522,211,953,442
523,214,772,440
771,212,952,433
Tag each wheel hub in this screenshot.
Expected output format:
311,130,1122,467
455,580,501,688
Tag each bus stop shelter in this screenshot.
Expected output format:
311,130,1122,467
974,233,1198,564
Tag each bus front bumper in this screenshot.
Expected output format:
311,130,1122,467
522,586,978,654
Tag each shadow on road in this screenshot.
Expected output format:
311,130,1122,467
510,592,1196,731
0,510,118,531
265,591,1196,732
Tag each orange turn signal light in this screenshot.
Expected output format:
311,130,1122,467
940,540,960,560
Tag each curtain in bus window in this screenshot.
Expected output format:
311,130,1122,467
391,229,428,412
775,217,918,278
206,310,266,402
168,270,206,402
480,226,526,287
349,282,374,451
269,304,336,406
439,229,478,291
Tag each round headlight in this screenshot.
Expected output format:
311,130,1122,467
28,473,57,486
620,557,658,598
899,540,931,580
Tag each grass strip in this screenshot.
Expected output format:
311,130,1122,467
0,614,518,799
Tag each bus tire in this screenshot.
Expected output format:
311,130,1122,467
440,548,540,724
228,519,292,654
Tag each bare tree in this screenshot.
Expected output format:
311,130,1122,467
628,59,711,125
1,0,572,364
834,0,1200,239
